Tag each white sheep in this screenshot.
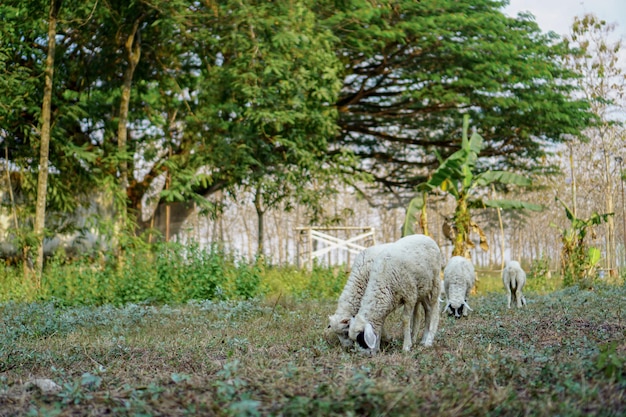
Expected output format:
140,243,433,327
327,243,392,348
503,260,527,308
348,234,442,354
442,256,475,318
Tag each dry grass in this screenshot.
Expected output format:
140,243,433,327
1,285,626,416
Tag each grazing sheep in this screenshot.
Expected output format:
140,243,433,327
503,260,527,308
327,243,392,348
348,234,442,354
442,256,475,319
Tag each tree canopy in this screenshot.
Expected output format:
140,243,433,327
0,0,595,251
324,0,594,200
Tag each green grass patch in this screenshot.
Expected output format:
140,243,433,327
0,243,349,306
1,284,626,416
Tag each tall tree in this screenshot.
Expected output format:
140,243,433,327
0,2,40,270
1,0,95,268
176,0,346,249
564,14,625,271
319,0,594,202
33,0,62,282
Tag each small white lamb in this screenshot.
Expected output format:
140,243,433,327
348,234,442,354
502,260,527,308
442,256,475,318
327,243,391,348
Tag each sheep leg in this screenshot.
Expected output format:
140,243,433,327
411,303,424,345
505,285,512,309
515,285,523,308
420,300,440,347
463,287,472,317
401,303,414,352
377,317,386,352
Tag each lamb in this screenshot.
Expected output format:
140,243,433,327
442,256,475,319
348,234,442,354
503,260,527,308
327,243,392,348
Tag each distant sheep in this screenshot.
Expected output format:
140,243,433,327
442,256,475,318
327,243,391,348
348,234,442,354
503,260,527,308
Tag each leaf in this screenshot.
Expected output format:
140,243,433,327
402,194,425,237
482,199,543,211
470,221,489,251
474,171,532,187
587,247,601,266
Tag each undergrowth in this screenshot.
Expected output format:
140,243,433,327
0,243,348,306
1,284,625,416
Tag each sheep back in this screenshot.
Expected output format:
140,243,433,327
503,260,526,290
502,260,527,308
443,256,475,317
328,243,391,347
349,234,442,352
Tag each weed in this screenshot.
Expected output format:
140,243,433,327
595,341,626,381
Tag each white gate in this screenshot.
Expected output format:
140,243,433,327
295,226,376,269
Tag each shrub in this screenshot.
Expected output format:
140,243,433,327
526,255,560,293
0,243,349,306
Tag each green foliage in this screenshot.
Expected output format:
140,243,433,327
554,197,613,288
299,265,348,300
595,341,626,381
403,114,541,256
153,243,229,303
0,244,348,306
525,255,558,293
1,0,596,259
233,258,265,300
323,0,595,198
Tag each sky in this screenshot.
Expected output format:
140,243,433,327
503,0,626,39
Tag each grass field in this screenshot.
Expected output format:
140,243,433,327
1,281,625,416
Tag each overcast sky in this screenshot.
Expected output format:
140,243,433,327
503,0,625,38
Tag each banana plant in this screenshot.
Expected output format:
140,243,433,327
403,114,542,257
553,197,612,287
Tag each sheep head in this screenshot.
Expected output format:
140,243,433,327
444,301,473,319
349,315,378,352
328,314,354,348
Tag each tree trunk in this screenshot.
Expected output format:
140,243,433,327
569,144,577,218
116,16,142,235
33,0,60,284
452,195,470,257
602,144,615,271
254,184,265,258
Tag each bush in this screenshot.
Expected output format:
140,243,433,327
526,255,560,293
0,243,347,306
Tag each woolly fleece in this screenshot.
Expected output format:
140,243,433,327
443,256,475,318
503,260,527,308
328,243,392,348
348,234,442,354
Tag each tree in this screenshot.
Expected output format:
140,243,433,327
564,14,625,272
319,0,594,202
403,115,541,257
1,0,97,269
33,0,62,282
183,0,345,252
0,2,41,272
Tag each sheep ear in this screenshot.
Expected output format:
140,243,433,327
364,323,377,349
